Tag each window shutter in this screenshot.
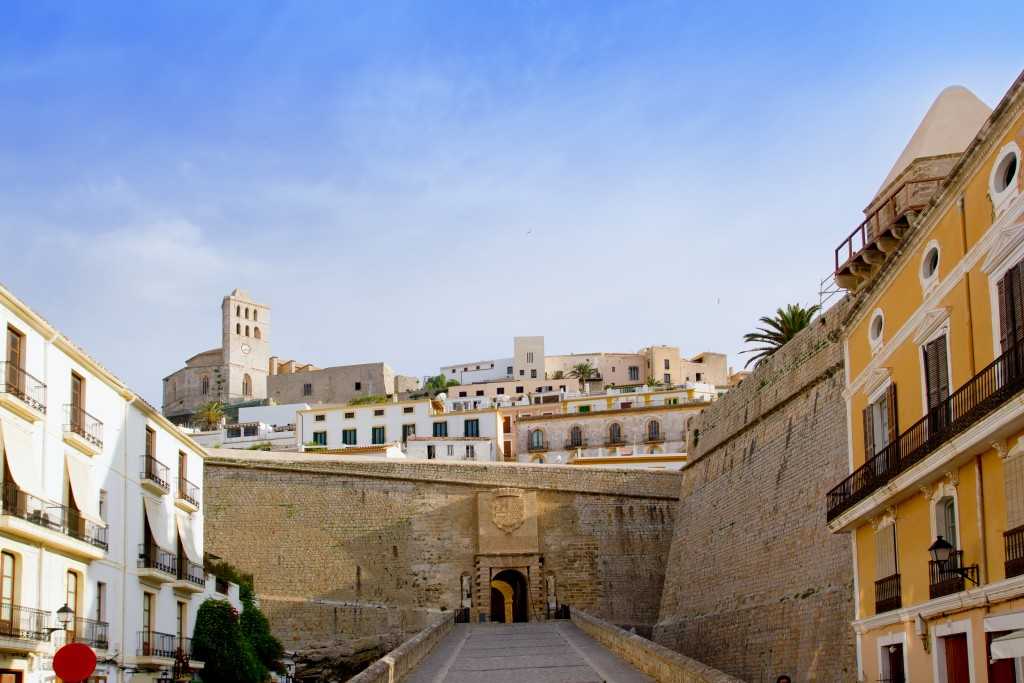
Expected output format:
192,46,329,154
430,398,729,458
935,336,950,401
1012,262,1024,347
998,276,1012,354
885,383,899,446
862,404,875,458
875,524,897,579
924,336,950,410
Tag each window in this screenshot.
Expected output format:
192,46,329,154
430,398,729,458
236,323,241,334
862,384,898,458
923,334,950,429
373,409,384,416
516,386,524,394
875,523,898,581
921,243,940,282
936,496,958,549
664,359,670,370
201,376,209,395
475,390,484,396
879,641,905,683
177,601,187,640
66,571,78,619
178,451,187,485
70,371,85,429
458,391,467,398
869,310,885,347
997,256,1024,354
695,373,702,382
529,430,544,449
466,445,475,459
497,387,505,395
245,325,250,337
628,366,640,381
464,419,480,437
245,308,250,320
426,445,436,459
402,424,415,442
578,405,590,413
98,490,107,522
530,369,537,378
142,592,153,636
433,422,448,437
242,374,252,397
506,366,513,375
526,352,534,363
312,431,327,446
372,426,386,444
253,310,257,322
344,412,355,419
403,406,414,414
1,552,14,622
502,417,511,433
235,305,240,317
569,426,583,448
95,582,106,622
314,414,325,422
609,423,622,443
254,327,261,339
647,420,661,440
992,146,1020,194
354,382,362,391
145,427,155,457
342,429,357,445
663,373,671,384
447,445,454,457
519,370,525,377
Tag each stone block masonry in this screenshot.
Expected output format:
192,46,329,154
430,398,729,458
203,453,680,651
653,299,857,682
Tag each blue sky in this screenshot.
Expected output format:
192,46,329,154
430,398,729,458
1,2,1022,405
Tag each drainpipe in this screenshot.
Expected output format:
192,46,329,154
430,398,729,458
975,454,988,584
958,196,977,376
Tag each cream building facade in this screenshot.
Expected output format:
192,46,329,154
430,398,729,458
1,284,238,683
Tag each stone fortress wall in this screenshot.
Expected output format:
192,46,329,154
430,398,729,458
203,452,681,651
653,298,857,682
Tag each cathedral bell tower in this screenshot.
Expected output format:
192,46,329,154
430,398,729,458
221,289,270,402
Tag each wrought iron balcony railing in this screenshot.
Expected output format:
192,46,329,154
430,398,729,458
138,542,177,576
645,433,665,443
1006,525,1024,580
178,558,205,586
64,404,103,449
0,362,46,414
928,551,979,599
0,602,51,641
59,617,110,649
140,455,170,492
874,573,901,613
1,480,108,549
138,630,177,658
827,340,1024,522
177,478,199,508
564,439,586,449
527,443,547,452
604,437,626,446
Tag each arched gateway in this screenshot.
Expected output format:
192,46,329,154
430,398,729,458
490,569,529,623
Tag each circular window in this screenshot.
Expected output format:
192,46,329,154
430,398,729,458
922,246,940,280
994,151,1019,193
869,311,884,344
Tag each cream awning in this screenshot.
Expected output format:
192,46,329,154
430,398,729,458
0,416,42,498
991,629,1024,659
65,452,104,526
143,495,174,550
175,514,201,563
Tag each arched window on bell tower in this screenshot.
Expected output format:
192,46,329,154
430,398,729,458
242,374,252,397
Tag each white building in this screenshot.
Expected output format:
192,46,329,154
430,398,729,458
189,403,307,451
0,284,238,683
296,398,503,461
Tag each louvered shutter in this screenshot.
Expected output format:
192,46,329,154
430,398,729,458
1012,262,1024,346
875,524,898,579
925,336,950,410
998,276,1011,354
863,404,875,459
885,383,899,450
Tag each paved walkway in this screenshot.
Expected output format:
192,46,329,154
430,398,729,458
404,622,654,683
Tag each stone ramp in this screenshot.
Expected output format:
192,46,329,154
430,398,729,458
403,622,654,683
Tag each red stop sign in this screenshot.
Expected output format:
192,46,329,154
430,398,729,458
54,642,97,682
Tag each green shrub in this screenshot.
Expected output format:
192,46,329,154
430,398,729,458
241,591,285,674
193,599,263,683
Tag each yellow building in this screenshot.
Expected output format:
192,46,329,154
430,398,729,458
827,72,1024,680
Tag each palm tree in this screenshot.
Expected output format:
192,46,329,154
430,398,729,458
423,374,459,395
195,401,225,431
741,303,821,368
566,362,597,390
645,377,663,389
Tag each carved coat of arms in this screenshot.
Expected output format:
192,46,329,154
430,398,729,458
491,488,526,533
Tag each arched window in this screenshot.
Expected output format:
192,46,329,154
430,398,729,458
245,325,250,337
236,305,240,316
242,374,252,397
608,423,622,444
647,420,661,441
201,376,209,396
245,307,250,319
236,323,241,334
253,310,258,322
529,429,544,450
66,570,78,617
254,327,261,340
569,425,583,448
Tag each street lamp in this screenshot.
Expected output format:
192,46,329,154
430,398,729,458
928,535,978,585
44,603,74,639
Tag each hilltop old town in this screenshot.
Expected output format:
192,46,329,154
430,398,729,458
3,19,1024,683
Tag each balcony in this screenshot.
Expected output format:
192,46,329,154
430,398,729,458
564,439,587,450
1006,525,1024,579
645,433,666,444
827,340,1024,523
833,174,949,290
874,573,902,614
527,442,548,453
0,481,107,559
604,437,626,447
138,543,177,584
0,362,46,422
0,603,52,649
58,617,110,650
140,455,170,495
175,478,200,513
63,404,103,455
174,558,206,594
929,551,979,599
136,630,176,663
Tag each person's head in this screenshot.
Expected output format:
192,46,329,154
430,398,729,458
776,677,792,683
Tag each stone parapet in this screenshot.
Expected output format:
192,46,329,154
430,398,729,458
347,613,454,683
